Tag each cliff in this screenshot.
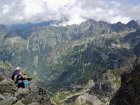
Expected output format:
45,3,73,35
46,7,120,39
110,56,140,105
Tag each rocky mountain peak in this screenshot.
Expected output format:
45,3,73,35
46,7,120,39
111,22,126,32
126,20,139,29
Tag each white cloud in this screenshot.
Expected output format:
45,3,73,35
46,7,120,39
47,0,73,11
2,5,9,14
0,0,139,25
23,0,47,16
60,15,86,26
111,16,131,24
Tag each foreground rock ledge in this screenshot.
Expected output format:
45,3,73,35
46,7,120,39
0,78,53,105
110,57,140,105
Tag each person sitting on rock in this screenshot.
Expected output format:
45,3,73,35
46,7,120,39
12,67,32,99
12,67,32,88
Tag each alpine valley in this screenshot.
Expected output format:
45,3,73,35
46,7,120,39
0,19,140,105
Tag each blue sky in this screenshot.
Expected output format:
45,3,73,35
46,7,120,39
0,0,140,25
130,0,140,5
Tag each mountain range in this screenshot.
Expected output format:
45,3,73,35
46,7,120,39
0,19,140,105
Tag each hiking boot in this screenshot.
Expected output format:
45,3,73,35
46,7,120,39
16,94,24,100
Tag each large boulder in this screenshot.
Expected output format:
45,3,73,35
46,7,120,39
0,79,17,95
0,97,16,105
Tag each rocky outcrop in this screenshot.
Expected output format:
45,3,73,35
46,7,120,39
0,69,53,105
110,56,140,105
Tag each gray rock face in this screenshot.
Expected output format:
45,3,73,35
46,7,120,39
110,57,140,105
0,97,16,105
0,77,52,105
0,79,17,94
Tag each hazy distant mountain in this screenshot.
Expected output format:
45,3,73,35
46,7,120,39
9,20,58,31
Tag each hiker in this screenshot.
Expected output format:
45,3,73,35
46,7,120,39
12,67,32,88
12,67,32,99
